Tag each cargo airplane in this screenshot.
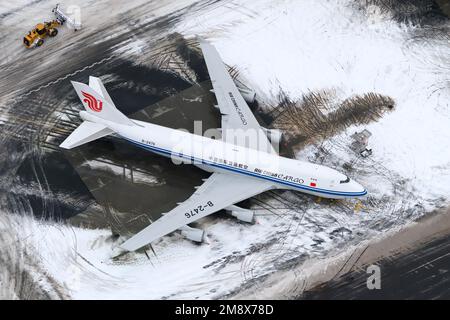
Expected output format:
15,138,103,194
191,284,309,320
60,41,367,251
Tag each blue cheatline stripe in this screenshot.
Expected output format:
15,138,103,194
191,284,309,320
120,136,367,197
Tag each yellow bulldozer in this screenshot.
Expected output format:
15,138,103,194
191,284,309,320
23,20,60,48
23,4,81,49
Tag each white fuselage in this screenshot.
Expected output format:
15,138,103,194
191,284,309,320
81,111,367,199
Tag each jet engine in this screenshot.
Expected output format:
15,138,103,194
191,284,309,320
179,226,205,243
226,205,256,223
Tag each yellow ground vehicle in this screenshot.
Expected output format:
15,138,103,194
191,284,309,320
23,20,60,48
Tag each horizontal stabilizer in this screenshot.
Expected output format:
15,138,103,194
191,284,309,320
60,121,113,149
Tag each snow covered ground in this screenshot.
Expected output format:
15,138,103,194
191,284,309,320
177,0,450,202
1,0,450,299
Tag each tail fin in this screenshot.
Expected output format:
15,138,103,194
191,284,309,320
71,80,134,126
88,76,116,107
60,78,134,149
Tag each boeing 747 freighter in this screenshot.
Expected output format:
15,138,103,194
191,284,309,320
60,40,367,251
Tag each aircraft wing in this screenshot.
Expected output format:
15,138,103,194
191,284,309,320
120,172,274,251
199,40,277,155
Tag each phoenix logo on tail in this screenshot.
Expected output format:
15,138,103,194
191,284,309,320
81,91,103,112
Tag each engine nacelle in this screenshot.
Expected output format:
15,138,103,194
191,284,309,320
226,205,256,224
179,226,205,243
261,127,283,145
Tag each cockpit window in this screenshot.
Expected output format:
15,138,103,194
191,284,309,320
340,176,350,184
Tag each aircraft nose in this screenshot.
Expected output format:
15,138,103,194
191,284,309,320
352,180,367,196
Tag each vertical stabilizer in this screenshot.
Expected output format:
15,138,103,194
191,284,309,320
71,81,134,126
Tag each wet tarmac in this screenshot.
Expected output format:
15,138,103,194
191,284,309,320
301,233,450,299
1,33,273,236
